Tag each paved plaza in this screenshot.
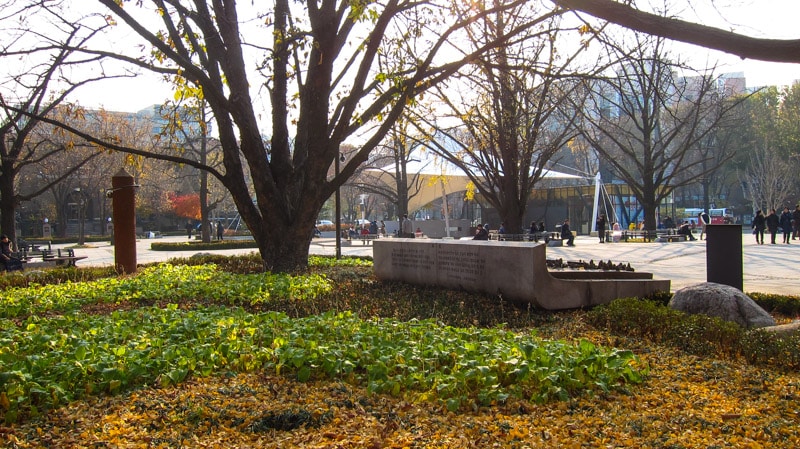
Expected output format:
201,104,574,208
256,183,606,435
51,233,800,295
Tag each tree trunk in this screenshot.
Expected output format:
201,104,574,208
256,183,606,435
0,163,16,243
497,193,526,234
259,224,313,273
250,196,322,273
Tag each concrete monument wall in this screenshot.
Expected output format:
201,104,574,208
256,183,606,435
373,239,670,310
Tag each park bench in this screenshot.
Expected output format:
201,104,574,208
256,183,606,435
489,232,528,241
486,232,556,242
620,230,658,242
355,234,379,245
16,240,52,261
655,229,687,242
487,231,563,245
41,248,88,267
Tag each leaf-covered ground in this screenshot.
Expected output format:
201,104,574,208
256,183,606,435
3,322,799,448
2,262,799,448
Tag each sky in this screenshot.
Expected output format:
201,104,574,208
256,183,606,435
72,0,800,113
665,0,800,88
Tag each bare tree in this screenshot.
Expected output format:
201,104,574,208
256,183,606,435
742,144,796,213
577,34,742,230
25,107,158,238
9,0,553,271
736,86,800,212
0,4,123,242
157,100,229,242
355,118,435,222
679,108,745,213
412,3,601,233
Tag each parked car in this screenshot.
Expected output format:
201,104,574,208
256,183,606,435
316,220,334,225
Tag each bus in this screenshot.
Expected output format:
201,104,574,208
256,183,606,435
682,208,704,227
682,208,733,226
709,208,733,224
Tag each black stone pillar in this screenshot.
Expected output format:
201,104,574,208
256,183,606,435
706,224,743,291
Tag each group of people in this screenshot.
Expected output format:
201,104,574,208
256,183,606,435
472,219,576,246
751,206,800,245
185,220,226,240
408,206,800,246
343,220,387,239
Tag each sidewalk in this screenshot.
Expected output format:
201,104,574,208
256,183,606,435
55,234,800,295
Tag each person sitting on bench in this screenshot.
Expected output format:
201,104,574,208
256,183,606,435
1,234,23,271
473,223,489,240
677,220,696,241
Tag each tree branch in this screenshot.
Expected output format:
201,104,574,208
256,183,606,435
554,0,800,63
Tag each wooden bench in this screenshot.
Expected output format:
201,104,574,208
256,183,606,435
489,232,527,241
664,234,687,242
17,240,52,260
41,248,88,267
655,229,687,242
621,230,657,242
487,232,557,243
354,234,379,245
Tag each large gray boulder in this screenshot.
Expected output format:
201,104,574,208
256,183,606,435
669,282,776,329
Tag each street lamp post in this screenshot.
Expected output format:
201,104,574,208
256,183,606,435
335,153,345,259
73,188,86,246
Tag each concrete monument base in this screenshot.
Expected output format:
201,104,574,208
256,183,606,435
373,239,670,310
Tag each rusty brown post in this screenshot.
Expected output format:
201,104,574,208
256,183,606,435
111,168,137,274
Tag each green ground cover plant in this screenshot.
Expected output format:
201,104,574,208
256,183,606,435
0,264,331,319
2,255,800,447
0,306,644,423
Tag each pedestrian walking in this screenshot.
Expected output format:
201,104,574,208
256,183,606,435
561,218,575,246
216,220,225,241
596,213,607,243
766,209,780,244
752,210,766,245
698,211,709,240
779,207,793,244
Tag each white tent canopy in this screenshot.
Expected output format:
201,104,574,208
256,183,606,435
366,150,586,214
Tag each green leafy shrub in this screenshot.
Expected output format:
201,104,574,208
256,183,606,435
661,313,743,356
160,253,265,273
0,266,118,290
748,292,800,317
743,328,800,368
150,240,259,251
586,297,683,342
644,290,673,306
23,236,108,245
587,297,800,370
308,255,372,267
